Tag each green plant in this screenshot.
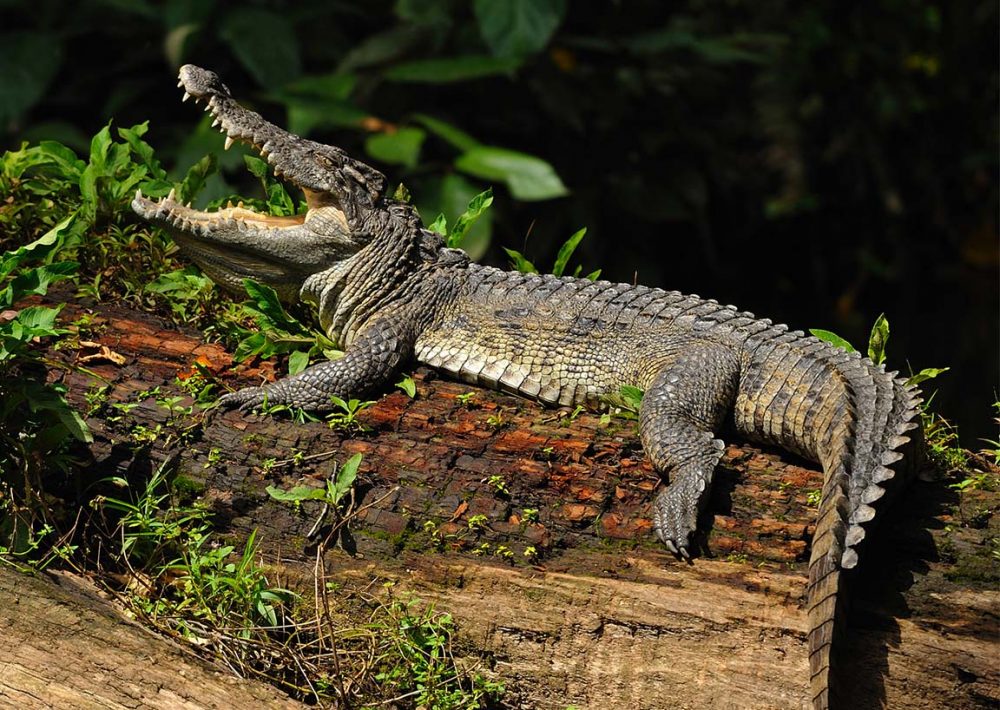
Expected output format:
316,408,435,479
521,508,540,523
810,314,948,388
99,463,296,646
504,226,601,280
601,385,644,424
325,395,375,432
0,224,92,565
456,391,478,407
373,595,505,708
396,375,417,398
266,453,361,510
486,474,510,496
467,514,489,531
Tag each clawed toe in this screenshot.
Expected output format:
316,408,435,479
217,386,267,413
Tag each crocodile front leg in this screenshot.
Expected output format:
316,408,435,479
219,317,413,412
639,341,740,557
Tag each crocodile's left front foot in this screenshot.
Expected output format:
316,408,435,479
217,385,268,412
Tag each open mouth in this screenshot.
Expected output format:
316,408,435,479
132,64,342,236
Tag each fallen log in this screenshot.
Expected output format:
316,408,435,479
0,567,306,709
16,294,999,709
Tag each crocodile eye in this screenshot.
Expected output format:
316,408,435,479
316,154,337,170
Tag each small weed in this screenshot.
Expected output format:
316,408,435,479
456,391,477,408
521,508,540,523
467,514,489,531
806,489,822,507
395,375,417,398
325,395,374,432
486,475,510,497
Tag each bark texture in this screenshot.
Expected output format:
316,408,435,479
10,294,997,709
0,567,305,709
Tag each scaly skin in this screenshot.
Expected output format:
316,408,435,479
132,66,924,709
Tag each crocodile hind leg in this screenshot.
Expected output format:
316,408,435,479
639,342,740,557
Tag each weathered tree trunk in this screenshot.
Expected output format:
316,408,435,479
12,294,998,709
0,567,306,708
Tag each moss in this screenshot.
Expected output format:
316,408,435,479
944,547,1000,584
172,473,206,499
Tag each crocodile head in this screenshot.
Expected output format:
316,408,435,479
132,65,387,303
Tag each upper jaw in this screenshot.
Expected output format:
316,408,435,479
177,65,386,225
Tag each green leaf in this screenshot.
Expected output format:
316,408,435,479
412,114,481,152
427,213,448,236
905,367,949,387
288,350,309,376
448,188,493,249
396,376,417,398
282,72,357,100
552,227,586,277
620,385,644,408
266,484,328,502
178,153,218,205
241,279,305,334
11,305,60,334
455,146,567,201
867,313,889,365
23,385,92,443
233,331,269,363
384,55,522,84
220,9,301,88
502,247,537,274
244,154,269,180
625,29,770,64
0,214,76,281
0,32,63,124
364,127,426,168
118,122,165,180
809,328,857,353
474,0,566,58
330,453,362,503
4,261,78,307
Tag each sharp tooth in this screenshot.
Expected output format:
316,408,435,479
177,79,184,88
237,201,244,208
224,136,234,150
167,188,176,201
182,91,191,102
226,200,234,209
134,189,143,201
212,118,221,128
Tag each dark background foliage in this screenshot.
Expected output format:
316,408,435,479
2,0,996,440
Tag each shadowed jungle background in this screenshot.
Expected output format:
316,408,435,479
2,0,996,440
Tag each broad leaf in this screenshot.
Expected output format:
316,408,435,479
364,127,426,168
474,0,566,58
867,313,889,365
455,146,567,201
552,227,586,277
809,328,857,353
220,9,301,88
384,55,522,83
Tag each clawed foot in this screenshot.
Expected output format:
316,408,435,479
216,385,269,413
652,488,699,560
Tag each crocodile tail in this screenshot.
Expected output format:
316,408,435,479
806,356,923,709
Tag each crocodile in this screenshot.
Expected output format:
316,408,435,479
132,65,924,709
